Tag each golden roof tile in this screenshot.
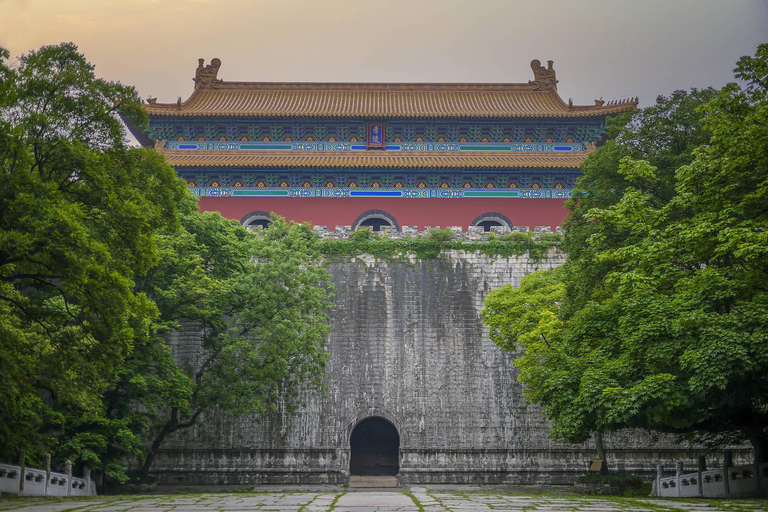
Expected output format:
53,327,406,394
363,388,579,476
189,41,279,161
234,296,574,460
144,59,638,119
157,148,589,169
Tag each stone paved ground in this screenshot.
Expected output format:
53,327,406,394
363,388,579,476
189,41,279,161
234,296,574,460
1,487,766,512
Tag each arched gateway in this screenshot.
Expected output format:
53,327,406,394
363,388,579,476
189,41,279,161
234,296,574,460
349,417,400,476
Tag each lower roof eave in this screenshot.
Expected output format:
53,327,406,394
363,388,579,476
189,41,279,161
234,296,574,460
157,149,589,170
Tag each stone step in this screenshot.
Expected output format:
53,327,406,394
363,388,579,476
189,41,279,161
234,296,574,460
349,475,400,488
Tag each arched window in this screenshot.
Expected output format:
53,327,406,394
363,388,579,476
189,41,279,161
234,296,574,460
470,212,513,232
352,210,399,232
240,211,273,231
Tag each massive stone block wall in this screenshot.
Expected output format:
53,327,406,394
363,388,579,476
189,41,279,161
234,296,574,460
153,247,731,485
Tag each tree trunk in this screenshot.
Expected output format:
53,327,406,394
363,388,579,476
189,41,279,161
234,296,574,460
140,423,173,479
139,407,205,480
594,431,606,460
593,431,608,474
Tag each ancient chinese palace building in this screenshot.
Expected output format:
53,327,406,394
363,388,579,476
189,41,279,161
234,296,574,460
131,62,733,486
140,59,637,231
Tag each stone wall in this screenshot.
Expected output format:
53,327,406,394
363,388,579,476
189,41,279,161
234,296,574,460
152,244,747,485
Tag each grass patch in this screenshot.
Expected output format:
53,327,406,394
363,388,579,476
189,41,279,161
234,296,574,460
327,491,346,512
401,491,425,512
296,493,322,512
426,490,454,512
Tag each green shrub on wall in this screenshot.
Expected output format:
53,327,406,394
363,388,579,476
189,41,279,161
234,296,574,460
316,229,562,262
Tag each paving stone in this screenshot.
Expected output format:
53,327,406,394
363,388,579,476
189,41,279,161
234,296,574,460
335,491,413,508
3,490,765,512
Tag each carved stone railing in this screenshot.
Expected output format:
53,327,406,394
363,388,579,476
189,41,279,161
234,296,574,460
0,460,96,497
657,461,767,498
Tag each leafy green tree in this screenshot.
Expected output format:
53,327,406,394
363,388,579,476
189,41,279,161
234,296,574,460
91,207,333,480
484,45,768,463
53,202,335,484
133,213,333,478
482,268,610,460
0,43,185,462
1,44,333,483
563,88,717,315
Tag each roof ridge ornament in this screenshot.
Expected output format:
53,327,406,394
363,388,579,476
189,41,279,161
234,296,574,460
194,58,222,89
529,59,558,91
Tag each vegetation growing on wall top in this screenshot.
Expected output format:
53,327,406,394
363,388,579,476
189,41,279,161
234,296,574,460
314,228,562,261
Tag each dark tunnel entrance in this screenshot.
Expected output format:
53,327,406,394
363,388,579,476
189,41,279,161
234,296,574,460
349,417,400,476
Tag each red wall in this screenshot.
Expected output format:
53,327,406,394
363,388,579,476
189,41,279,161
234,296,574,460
198,197,570,231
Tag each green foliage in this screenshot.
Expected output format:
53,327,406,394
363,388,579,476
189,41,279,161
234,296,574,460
483,268,565,353
483,269,592,442
0,43,185,463
576,473,645,486
575,473,649,497
0,44,335,484
563,87,718,296
52,206,334,483
427,227,455,242
317,231,561,262
350,226,374,241
483,45,768,462
128,214,334,478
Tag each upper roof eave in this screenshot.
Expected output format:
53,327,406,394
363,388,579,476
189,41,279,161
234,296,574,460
144,86,637,119
142,58,638,120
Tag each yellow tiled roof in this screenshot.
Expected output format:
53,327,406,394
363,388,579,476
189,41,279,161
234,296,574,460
145,82,637,119
157,148,589,169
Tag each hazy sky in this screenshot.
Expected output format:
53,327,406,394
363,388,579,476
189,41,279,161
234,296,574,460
1,0,767,107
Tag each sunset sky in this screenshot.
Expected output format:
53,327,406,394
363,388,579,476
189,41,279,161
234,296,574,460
1,0,767,107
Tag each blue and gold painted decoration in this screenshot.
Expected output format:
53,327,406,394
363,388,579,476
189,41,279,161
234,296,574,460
147,119,606,146
190,187,573,199
367,123,385,149
178,169,580,199
165,140,586,152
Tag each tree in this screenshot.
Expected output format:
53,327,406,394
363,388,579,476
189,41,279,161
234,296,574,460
483,45,768,463
0,43,186,462
482,268,613,459
116,210,334,479
0,44,334,483
562,88,717,315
